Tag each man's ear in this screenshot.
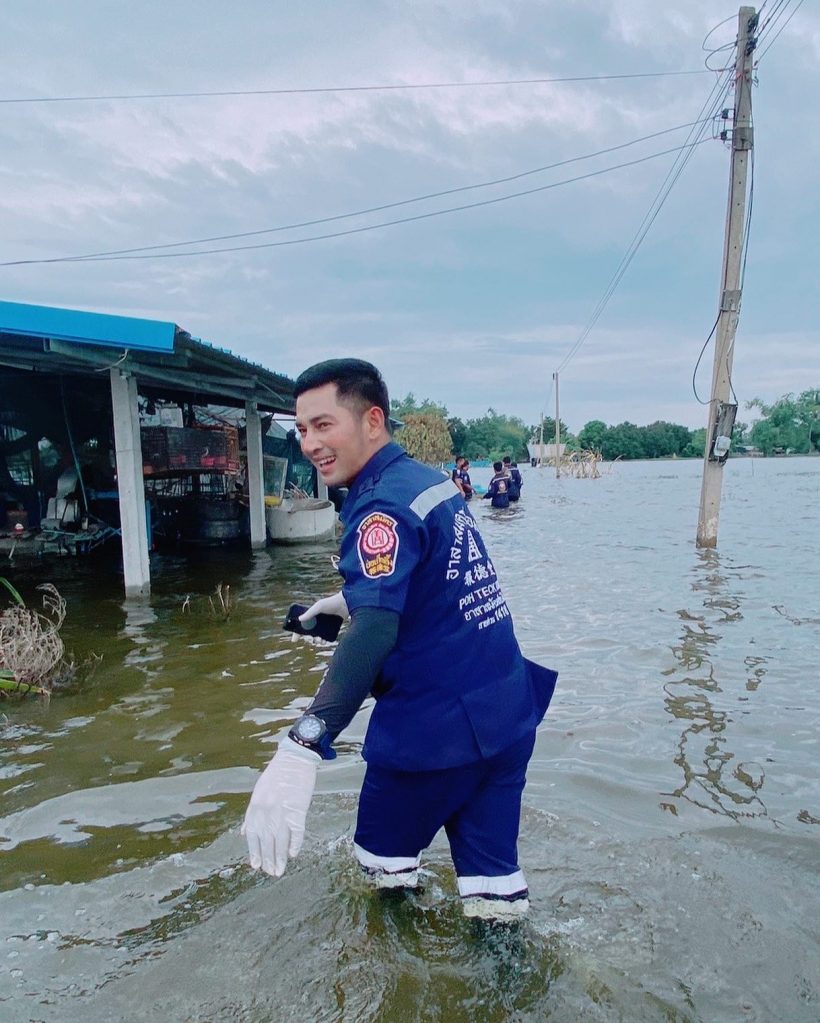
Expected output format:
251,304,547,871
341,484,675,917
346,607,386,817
365,405,387,438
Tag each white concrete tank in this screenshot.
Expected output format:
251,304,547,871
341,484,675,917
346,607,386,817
266,498,337,544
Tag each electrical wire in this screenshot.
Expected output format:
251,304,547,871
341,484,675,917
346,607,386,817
0,138,714,267
702,15,739,52
704,42,738,74
757,0,790,35
0,118,711,267
551,65,735,381
692,313,721,404
0,69,712,105
757,0,806,60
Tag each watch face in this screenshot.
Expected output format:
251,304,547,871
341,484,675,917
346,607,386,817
295,715,324,742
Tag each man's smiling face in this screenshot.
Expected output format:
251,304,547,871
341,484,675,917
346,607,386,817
295,382,386,488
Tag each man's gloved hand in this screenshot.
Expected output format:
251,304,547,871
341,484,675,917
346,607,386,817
298,590,349,624
242,738,320,877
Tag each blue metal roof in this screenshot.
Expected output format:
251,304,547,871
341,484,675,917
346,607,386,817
0,300,176,353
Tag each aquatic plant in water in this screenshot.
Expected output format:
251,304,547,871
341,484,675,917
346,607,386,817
0,578,68,696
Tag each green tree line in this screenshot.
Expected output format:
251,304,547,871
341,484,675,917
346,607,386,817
746,389,820,455
389,388,820,464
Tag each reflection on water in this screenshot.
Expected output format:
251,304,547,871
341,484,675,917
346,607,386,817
662,550,770,821
121,599,163,679
1,458,819,1022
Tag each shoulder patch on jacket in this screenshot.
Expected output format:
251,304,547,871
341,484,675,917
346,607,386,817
356,512,400,578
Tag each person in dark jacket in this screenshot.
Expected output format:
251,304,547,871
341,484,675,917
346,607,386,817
503,456,522,501
484,461,512,509
243,359,557,919
452,456,475,500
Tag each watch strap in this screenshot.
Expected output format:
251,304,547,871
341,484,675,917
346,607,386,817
286,728,337,761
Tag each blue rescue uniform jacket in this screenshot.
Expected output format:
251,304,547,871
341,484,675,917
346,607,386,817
339,442,556,771
508,465,522,501
484,472,512,509
452,466,473,499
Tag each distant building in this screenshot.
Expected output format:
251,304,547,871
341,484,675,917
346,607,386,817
527,439,566,465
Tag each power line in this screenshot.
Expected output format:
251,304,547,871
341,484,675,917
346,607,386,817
0,69,712,106
757,0,806,60
550,63,735,381
692,313,722,404
758,0,790,35
1,140,713,268
2,118,711,267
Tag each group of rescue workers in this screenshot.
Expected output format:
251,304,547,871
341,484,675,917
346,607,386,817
452,454,523,509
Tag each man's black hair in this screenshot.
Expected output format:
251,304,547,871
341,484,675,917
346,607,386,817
493,460,503,472
502,456,511,464
294,359,390,421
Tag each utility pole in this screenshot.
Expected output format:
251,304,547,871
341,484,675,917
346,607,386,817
538,414,545,467
553,372,561,478
696,6,758,548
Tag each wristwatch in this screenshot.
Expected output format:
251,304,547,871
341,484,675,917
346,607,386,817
289,713,328,754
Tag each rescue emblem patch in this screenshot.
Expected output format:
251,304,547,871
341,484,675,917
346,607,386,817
356,512,399,578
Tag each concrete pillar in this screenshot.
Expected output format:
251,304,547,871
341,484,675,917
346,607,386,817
245,400,266,548
110,370,150,595
315,475,329,501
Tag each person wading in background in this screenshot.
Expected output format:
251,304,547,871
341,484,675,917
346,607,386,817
484,461,512,509
243,358,557,919
452,455,475,501
503,455,522,502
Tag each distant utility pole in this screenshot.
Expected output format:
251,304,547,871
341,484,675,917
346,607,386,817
696,5,758,548
538,414,545,467
553,372,561,478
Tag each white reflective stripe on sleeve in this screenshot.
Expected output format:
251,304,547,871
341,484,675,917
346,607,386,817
409,479,459,521
353,842,421,873
457,870,527,898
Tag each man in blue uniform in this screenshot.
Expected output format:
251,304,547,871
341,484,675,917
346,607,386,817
451,456,475,500
243,359,556,919
484,461,512,509
503,455,522,501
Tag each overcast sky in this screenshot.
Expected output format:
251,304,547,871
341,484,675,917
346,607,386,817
1,1,818,431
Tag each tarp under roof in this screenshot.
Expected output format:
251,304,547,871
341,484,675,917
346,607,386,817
0,300,295,413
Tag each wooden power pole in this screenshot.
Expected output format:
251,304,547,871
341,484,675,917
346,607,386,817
696,6,758,548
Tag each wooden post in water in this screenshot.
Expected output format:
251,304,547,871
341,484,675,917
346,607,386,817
696,6,757,547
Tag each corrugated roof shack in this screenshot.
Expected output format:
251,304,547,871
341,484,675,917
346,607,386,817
0,300,296,595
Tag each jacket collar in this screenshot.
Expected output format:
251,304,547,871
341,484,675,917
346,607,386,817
341,441,405,521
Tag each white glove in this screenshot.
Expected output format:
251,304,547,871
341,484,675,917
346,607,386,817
298,590,349,624
242,737,320,877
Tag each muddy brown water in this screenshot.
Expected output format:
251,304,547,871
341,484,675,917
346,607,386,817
1,457,818,1022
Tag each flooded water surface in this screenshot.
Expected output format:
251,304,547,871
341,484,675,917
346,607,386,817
1,457,818,1022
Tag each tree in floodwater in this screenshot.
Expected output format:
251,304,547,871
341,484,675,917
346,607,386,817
579,419,695,459
463,409,531,461
599,422,646,460
747,389,820,454
577,419,607,453
397,413,453,464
